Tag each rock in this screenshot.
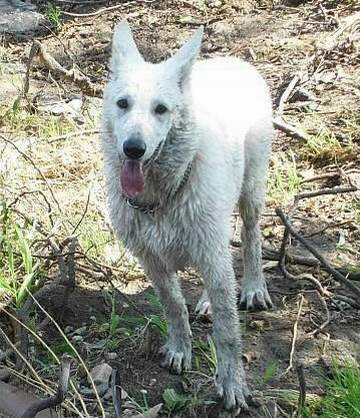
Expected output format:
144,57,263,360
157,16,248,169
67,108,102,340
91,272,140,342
71,335,83,343
132,403,163,418
89,363,113,396
105,352,118,361
73,326,88,336
0,0,48,37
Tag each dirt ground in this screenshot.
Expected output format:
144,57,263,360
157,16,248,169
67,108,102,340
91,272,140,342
0,1,359,417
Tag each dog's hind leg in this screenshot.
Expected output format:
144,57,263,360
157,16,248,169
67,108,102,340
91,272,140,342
239,124,273,310
141,254,192,374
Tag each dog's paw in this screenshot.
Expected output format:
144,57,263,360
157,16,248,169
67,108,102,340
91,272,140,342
239,281,273,311
195,290,212,316
159,340,191,374
215,370,252,411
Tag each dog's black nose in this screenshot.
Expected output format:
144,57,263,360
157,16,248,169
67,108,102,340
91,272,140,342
123,137,146,159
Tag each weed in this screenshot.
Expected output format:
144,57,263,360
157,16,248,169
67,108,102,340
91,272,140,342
162,388,192,413
193,335,217,374
256,360,278,388
0,200,38,309
268,151,301,203
46,3,63,31
313,361,360,418
0,102,76,139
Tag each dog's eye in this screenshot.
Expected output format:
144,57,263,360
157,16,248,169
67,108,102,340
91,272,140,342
117,98,129,110
154,104,168,115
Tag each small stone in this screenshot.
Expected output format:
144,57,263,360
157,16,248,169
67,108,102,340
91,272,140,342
103,388,112,400
65,325,73,334
149,378,157,386
105,352,118,360
89,363,113,395
71,335,83,343
74,326,88,336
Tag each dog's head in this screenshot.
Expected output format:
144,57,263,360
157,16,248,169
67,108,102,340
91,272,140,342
103,22,203,199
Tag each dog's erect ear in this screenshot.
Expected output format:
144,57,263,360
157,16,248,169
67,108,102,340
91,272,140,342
110,21,144,72
167,26,203,86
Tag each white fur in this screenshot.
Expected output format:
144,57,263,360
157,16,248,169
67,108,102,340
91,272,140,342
102,22,273,411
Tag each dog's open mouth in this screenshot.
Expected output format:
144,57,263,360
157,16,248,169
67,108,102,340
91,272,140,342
120,160,144,198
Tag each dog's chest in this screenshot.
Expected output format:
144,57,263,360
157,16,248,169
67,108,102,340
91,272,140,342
118,203,204,269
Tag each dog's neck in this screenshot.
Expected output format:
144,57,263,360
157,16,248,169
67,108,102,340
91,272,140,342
127,109,198,212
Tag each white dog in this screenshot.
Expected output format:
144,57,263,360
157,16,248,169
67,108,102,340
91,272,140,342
102,22,273,411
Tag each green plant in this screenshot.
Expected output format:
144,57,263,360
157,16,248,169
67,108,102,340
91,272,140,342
193,335,217,374
268,151,301,203
46,3,63,31
162,388,192,413
315,361,360,417
256,360,278,388
0,200,37,308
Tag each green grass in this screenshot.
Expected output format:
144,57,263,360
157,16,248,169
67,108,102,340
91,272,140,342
315,363,360,418
267,151,301,203
0,101,76,139
45,2,63,31
0,199,38,309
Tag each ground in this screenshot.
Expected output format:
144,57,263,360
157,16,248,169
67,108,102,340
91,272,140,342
0,1,359,417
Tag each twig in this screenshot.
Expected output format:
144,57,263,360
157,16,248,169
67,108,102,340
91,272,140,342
307,290,331,337
296,363,306,418
24,42,41,95
33,41,102,97
284,295,304,375
21,355,72,418
295,185,357,203
28,292,105,418
275,208,360,300
61,1,155,17
72,190,90,235
273,116,309,141
112,369,122,418
278,74,301,115
0,135,61,212
48,128,100,143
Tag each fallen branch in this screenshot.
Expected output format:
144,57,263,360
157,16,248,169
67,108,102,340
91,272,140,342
112,369,122,418
273,117,309,141
275,208,360,299
21,355,72,418
277,74,301,115
283,295,304,375
296,363,306,418
295,185,357,203
32,40,102,97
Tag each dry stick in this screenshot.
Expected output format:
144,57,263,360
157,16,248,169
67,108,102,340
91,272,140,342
284,295,304,375
61,1,155,17
273,117,309,141
275,208,360,300
296,363,306,418
21,355,72,418
307,290,331,338
112,369,122,418
72,190,91,235
24,42,41,95
278,74,301,115
0,135,61,212
48,128,100,143
295,185,358,202
33,41,102,98
1,308,85,417
28,292,106,418
0,327,48,393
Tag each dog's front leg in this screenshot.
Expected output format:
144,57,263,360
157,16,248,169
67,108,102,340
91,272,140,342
199,250,251,411
141,254,192,374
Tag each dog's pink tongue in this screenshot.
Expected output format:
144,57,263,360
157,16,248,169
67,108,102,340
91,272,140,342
120,160,144,198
